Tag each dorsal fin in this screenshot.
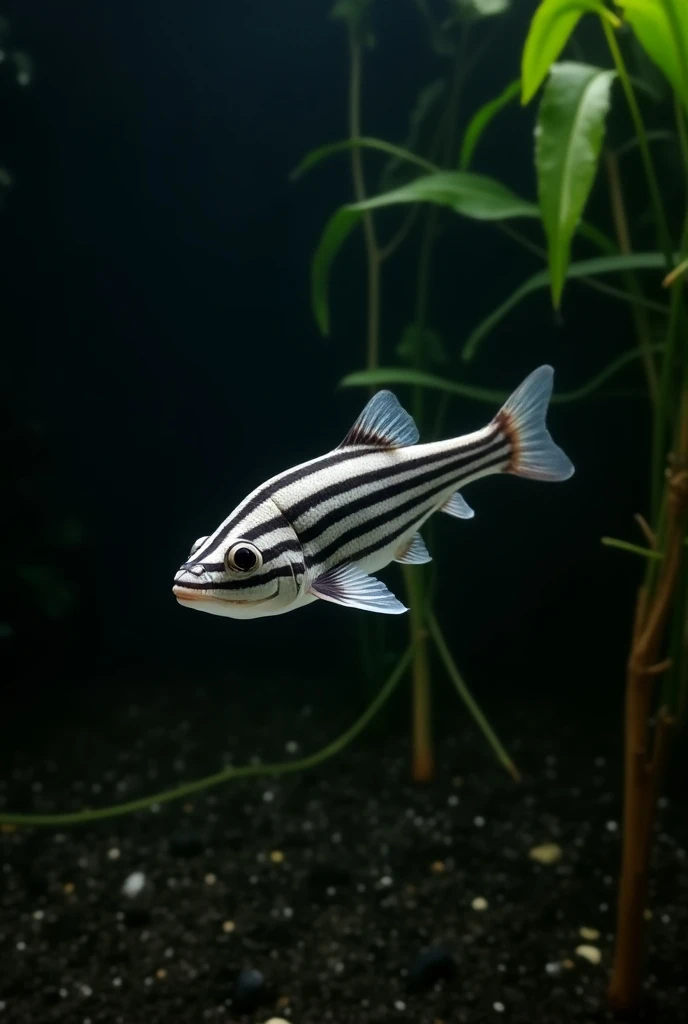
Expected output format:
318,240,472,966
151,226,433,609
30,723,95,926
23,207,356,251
337,390,419,450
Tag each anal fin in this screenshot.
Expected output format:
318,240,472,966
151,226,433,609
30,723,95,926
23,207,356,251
394,532,432,565
309,563,407,615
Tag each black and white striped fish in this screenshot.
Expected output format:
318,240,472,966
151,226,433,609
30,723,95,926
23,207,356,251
173,365,573,618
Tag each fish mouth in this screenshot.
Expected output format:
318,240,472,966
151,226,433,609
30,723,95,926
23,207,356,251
172,585,277,607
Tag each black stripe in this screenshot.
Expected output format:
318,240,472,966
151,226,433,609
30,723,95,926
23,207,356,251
299,437,508,549
191,537,302,574
176,565,302,592
244,426,504,546
187,448,376,564
311,450,509,569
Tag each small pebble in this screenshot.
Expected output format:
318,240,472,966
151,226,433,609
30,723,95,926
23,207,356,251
121,872,145,898
222,920,236,933
575,944,602,965
494,1002,505,1013
430,860,445,874
204,873,217,886
579,926,600,941
270,850,284,864
529,843,562,865
107,848,120,861
471,896,488,911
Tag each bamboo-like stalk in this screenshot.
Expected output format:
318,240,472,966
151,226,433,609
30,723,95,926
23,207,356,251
608,397,688,1009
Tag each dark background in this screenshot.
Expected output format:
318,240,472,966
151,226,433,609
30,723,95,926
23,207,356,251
1,0,656,734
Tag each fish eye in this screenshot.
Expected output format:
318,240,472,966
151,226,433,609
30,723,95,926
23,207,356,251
225,541,262,574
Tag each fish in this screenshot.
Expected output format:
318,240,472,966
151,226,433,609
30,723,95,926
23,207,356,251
172,364,573,619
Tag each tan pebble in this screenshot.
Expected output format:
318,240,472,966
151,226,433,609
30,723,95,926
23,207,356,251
270,850,284,864
562,958,575,969
431,860,445,874
575,944,602,965
276,995,290,1009
204,873,217,886
222,920,236,933
262,1019,290,1024
644,908,653,920
63,882,75,895
579,926,600,941
156,968,167,980
529,843,562,865
182,802,194,813
471,896,488,911
0,823,17,833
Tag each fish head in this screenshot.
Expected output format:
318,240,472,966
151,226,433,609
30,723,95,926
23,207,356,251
172,522,302,619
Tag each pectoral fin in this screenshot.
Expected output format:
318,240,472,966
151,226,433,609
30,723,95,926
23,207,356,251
309,564,408,614
441,491,474,519
394,532,431,565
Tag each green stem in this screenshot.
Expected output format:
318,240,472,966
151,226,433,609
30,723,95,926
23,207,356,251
427,610,520,781
0,648,414,828
348,32,381,374
602,19,674,267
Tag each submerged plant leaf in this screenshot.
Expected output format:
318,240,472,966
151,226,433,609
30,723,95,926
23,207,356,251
291,136,437,181
340,347,658,404
463,252,667,361
616,0,688,115
459,78,521,169
536,62,616,308
521,0,619,104
312,172,538,334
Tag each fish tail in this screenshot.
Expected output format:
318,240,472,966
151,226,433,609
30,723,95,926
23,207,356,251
492,365,574,482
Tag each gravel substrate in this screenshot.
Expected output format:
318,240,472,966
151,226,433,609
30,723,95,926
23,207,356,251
1,671,686,1024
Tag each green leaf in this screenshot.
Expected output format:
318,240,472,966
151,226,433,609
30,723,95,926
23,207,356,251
536,62,616,308
340,346,659,404
521,0,619,105
291,136,438,181
312,173,539,334
616,0,688,115
459,79,521,169
601,536,663,559
463,252,668,361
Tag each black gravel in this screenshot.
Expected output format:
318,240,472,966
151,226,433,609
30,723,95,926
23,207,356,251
1,672,687,1024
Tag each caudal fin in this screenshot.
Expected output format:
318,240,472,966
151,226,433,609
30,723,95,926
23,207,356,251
493,365,574,482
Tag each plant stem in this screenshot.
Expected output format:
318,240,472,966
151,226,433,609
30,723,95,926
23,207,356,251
603,148,658,405
602,19,674,268
609,393,688,1010
0,648,414,828
403,565,434,781
348,31,381,375
428,611,520,781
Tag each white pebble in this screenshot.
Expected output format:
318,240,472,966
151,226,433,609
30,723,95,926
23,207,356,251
32,910,44,921
606,820,618,832
471,896,489,911
379,875,393,888
576,944,602,965
16,942,26,951
80,985,93,997
394,1000,406,1011
121,872,145,898
545,961,562,975
474,815,486,827
112,977,122,987
107,848,121,861
285,740,299,754
263,790,275,803
493,1002,505,1012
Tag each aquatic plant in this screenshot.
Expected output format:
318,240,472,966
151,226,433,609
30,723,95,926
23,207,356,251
296,0,688,1011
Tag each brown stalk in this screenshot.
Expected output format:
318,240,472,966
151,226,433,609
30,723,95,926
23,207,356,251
608,441,688,1009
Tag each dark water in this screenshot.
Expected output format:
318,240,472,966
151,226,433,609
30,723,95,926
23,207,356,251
1,2,686,1022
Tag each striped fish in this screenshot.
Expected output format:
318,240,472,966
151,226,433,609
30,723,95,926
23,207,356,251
173,364,573,618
